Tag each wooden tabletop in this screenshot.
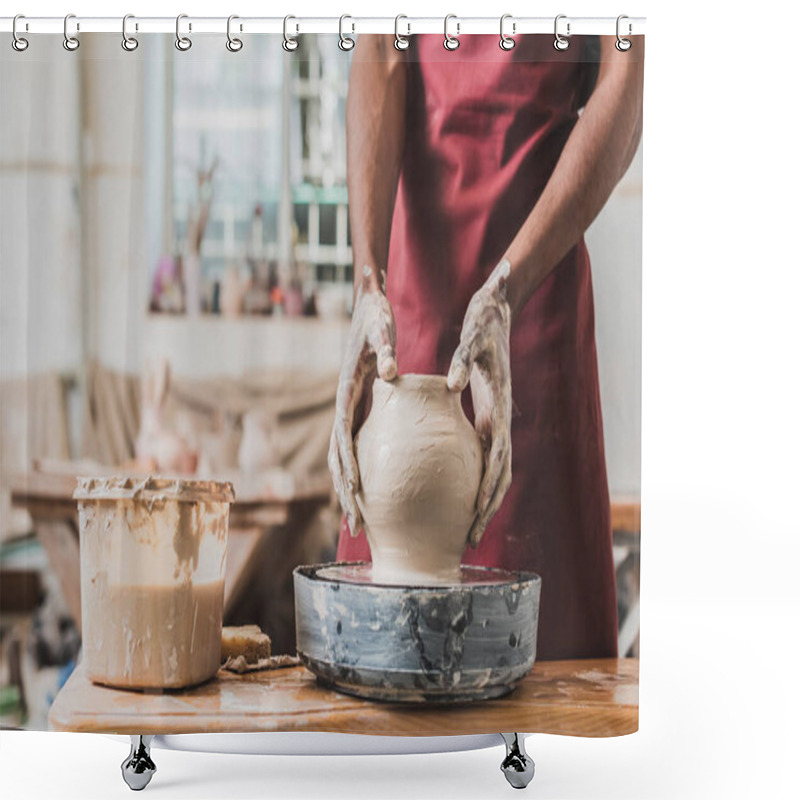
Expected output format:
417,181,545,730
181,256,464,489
609,497,641,535
49,658,638,738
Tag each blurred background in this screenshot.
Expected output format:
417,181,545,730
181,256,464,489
0,34,641,728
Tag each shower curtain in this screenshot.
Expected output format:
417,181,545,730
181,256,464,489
0,23,643,744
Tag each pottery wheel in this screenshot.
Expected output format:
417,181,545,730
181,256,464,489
293,562,542,703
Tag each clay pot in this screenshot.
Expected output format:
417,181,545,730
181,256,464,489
219,266,246,317
354,374,483,585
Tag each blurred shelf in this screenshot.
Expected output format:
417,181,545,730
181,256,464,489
145,313,349,325
142,313,350,377
291,184,348,204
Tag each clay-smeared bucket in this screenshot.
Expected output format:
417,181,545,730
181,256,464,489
74,476,234,690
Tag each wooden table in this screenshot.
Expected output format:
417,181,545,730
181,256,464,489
10,469,331,631
49,658,638,738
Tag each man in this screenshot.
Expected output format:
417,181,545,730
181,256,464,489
329,34,643,660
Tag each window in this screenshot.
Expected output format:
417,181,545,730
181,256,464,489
150,35,352,314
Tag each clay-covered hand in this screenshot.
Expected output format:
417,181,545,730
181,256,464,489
328,266,398,537
447,260,513,548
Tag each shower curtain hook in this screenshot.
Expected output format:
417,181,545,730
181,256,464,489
615,14,632,51
175,14,192,51
338,15,355,51
394,15,410,51
499,14,516,50
122,15,139,51
63,13,80,51
283,15,299,52
226,15,243,52
443,14,460,51
554,14,570,51
11,14,29,52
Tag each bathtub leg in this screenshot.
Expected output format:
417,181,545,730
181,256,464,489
500,733,535,789
121,735,156,791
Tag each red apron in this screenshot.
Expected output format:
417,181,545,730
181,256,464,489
337,36,618,660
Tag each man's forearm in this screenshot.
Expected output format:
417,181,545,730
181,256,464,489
504,38,645,319
346,36,407,296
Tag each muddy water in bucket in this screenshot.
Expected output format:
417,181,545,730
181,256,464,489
75,477,234,690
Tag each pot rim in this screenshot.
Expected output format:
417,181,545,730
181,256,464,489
295,562,542,591
73,475,235,504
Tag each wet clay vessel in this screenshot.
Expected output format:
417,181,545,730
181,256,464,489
354,374,483,585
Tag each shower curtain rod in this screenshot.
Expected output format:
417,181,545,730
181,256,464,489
0,16,646,37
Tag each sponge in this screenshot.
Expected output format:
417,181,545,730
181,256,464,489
221,625,272,664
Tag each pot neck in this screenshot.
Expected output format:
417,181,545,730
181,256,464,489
372,374,458,404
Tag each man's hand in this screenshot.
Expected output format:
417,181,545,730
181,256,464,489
447,260,513,548
328,266,398,537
